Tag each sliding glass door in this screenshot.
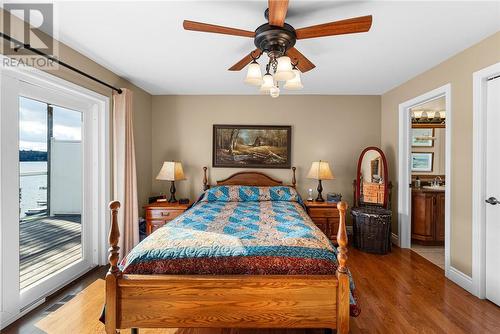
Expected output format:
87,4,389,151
1,66,109,325
19,97,83,292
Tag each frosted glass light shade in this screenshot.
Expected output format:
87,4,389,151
260,73,274,92
306,161,335,180
284,69,303,90
274,56,294,81
156,161,186,181
270,85,280,98
244,61,263,86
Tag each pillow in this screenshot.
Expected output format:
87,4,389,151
201,185,300,202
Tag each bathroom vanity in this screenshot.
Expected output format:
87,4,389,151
411,187,445,245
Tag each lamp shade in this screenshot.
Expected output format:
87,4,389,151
284,69,303,90
270,85,280,98
274,56,295,81
156,161,186,181
306,161,335,180
244,60,263,86
260,73,274,93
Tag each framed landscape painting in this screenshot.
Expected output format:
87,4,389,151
213,125,291,168
412,128,434,147
411,152,434,172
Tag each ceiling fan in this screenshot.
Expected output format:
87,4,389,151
183,0,372,97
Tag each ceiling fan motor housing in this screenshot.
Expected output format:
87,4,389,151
254,23,296,58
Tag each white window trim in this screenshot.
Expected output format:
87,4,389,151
0,56,110,328
472,62,500,299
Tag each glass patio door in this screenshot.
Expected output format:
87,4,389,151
19,96,84,292
1,65,108,328
16,83,95,308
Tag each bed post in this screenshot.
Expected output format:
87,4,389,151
106,201,121,334
336,201,350,334
203,166,209,191
291,166,296,188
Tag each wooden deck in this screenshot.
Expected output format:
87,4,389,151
20,215,82,290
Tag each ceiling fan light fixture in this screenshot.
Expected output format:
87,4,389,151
260,72,274,92
284,68,303,90
274,56,295,81
270,85,280,98
244,60,263,86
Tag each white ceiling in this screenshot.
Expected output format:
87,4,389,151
45,1,500,94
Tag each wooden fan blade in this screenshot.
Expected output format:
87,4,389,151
268,0,289,27
228,49,262,71
286,47,315,73
183,20,255,38
295,15,372,39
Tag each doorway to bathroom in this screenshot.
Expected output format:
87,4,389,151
409,96,446,269
398,84,451,276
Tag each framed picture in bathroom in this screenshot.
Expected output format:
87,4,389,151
411,128,434,147
411,152,434,172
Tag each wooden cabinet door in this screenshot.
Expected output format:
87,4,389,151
435,192,445,242
412,192,434,240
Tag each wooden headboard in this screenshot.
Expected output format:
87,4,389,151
203,167,296,190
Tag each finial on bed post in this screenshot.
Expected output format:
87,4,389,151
108,201,121,276
291,167,296,188
336,201,348,274
203,166,209,191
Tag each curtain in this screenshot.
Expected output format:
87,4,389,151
113,88,139,258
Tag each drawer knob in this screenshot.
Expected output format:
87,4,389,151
161,212,170,216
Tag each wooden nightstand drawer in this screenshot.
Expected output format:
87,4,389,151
150,220,168,233
304,201,340,243
308,208,339,218
146,209,183,220
144,201,192,236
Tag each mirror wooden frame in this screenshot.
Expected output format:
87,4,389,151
355,146,389,209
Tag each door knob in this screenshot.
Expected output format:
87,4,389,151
485,197,500,205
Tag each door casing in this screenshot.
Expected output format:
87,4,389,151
0,56,110,328
397,84,452,278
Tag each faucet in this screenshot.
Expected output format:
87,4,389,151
433,176,442,187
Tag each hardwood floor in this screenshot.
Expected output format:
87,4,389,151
3,247,500,333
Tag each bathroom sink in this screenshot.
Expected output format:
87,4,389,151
422,185,446,191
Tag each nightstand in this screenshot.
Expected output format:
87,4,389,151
304,200,340,243
144,201,192,235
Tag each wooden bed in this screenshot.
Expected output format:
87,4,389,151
105,167,350,333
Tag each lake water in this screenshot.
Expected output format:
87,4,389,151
20,161,47,219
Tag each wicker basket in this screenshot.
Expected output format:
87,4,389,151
351,206,392,254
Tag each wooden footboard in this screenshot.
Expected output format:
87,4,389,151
105,201,350,334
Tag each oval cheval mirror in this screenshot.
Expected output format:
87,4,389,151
354,146,391,209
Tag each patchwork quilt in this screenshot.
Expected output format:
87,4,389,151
120,186,360,316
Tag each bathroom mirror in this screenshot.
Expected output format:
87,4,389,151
354,146,389,208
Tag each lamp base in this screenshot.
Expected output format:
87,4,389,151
316,179,324,202
168,180,177,203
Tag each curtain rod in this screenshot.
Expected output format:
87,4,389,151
0,32,122,94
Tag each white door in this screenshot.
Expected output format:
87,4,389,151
485,76,500,305
0,64,109,328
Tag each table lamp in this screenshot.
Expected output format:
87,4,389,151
306,160,335,202
156,161,186,203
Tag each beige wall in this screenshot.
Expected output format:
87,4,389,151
1,9,153,212
381,31,500,275
151,95,381,209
